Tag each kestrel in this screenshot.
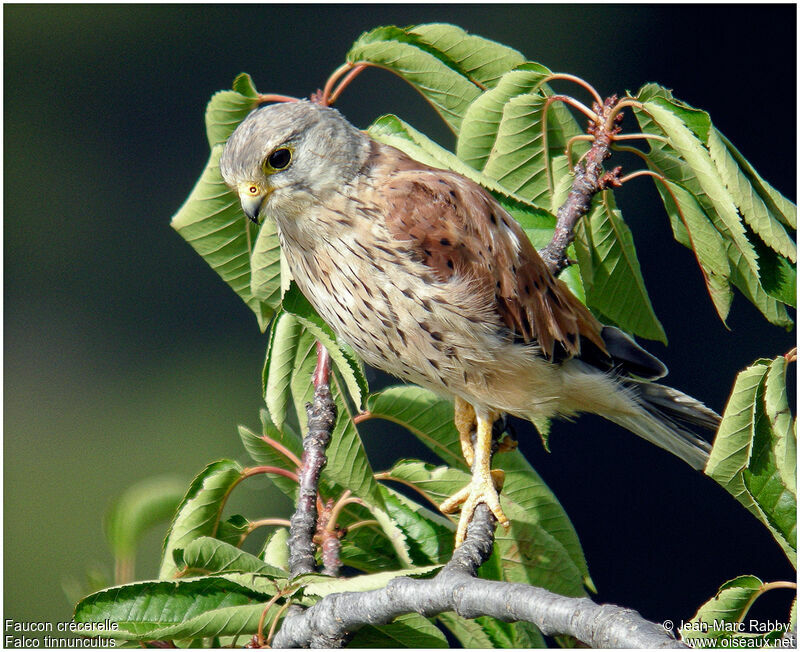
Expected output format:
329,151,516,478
220,101,719,545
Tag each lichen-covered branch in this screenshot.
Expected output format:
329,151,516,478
539,95,623,275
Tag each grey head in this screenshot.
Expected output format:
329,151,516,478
219,100,370,222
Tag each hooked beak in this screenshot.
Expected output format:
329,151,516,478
239,193,267,223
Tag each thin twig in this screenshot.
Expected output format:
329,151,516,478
539,95,622,274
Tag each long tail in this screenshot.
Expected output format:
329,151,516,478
610,381,719,470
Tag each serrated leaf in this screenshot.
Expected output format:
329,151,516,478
481,92,556,206
408,23,525,89
755,236,797,308
350,612,448,648
706,358,796,565
181,536,287,578
456,66,551,171
263,310,305,431
347,25,482,133
438,612,498,648
74,577,275,640
263,299,383,509
765,357,796,496
574,190,667,342
380,485,455,565
238,418,300,499
104,475,186,561
641,99,760,281
716,130,796,230
300,564,440,599
498,450,591,590
159,460,244,579
231,72,258,98
249,216,283,310
204,78,259,148
653,176,733,323
727,237,794,329
708,128,796,263
387,460,587,597
261,527,290,572
215,514,250,548
635,130,793,328
281,282,368,411
170,146,270,330
367,113,560,217
680,575,790,645
366,385,464,468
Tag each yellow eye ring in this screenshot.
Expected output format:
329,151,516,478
264,147,292,172
248,185,259,195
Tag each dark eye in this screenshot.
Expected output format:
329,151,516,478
267,147,292,170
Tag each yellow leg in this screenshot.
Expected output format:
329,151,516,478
440,409,511,546
454,397,476,467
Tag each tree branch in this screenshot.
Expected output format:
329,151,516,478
273,506,683,649
539,94,623,275
287,343,336,577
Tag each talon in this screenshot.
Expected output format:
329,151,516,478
440,468,510,546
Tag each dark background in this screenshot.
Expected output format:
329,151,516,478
5,3,796,637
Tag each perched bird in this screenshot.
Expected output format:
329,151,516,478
220,100,719,545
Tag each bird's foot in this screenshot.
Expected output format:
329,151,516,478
440,469,509,546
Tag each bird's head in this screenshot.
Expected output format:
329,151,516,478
220,100,370,223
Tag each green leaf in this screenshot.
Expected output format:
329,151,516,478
281,283,368,411
727,236,794,329
408,23,525,89
498,450,592,590
680,576,789,645
347,26,483,133
249,216,283,311
456,66,551,171
204,74,259,148
380,485,455,565
159,460,244,579
641,99,760,281
706,358,796,566
653,176,733,323
708,128,796,263
765,357,796,496
438,612,497,648
574,190,667,342
170,146,271,330
480,91,557,206
366,385,464,469
755,237,797,308
387,460,587,597
367,113,559,216
263,310,306,432
635,130,793,328
261,527,290,572
74,576,276,640
180,536,287,577
715,130,796,231
263,301,383,510
104,475,186,561
350,612,448,648
238,418,299,499
299,564,440,599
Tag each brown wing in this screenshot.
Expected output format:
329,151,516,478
372,144,606,360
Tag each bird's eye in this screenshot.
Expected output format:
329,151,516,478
247,185,259,195
267,147,292,171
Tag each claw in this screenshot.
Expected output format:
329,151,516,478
441,407,511,547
